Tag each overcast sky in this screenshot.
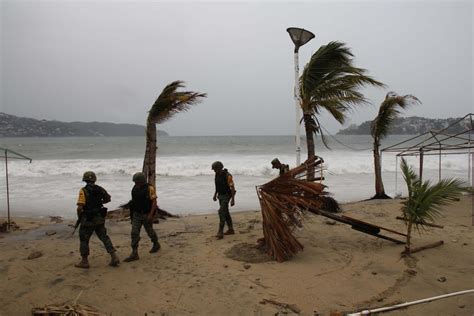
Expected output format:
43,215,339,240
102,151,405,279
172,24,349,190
1,0,472,136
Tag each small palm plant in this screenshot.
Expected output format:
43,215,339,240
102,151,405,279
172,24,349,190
143,81,206,187
400,158,467,254
299,41,385,179
371,92,420,199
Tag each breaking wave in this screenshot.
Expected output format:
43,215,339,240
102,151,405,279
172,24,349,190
4,152,469,178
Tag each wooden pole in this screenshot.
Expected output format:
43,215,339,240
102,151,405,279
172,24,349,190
438,144,441,182
395,155,398,194
419,150,424,182
5,149,10,231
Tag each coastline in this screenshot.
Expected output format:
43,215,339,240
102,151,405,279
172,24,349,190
0,197,473,315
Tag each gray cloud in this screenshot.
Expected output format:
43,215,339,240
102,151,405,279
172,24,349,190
1,0,472,135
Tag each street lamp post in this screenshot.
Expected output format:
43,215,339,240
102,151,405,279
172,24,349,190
287,27,315,166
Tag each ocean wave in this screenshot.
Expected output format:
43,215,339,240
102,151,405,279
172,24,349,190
2,152,469,178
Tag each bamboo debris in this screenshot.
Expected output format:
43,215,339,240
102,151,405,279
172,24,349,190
31,303,105,316
257,156,339,262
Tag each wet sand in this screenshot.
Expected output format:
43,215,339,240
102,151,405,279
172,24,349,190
0,196,473,315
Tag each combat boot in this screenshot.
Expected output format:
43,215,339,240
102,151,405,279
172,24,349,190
124,248,139,262
75,256,90,269
109,252,120,267
215,231,224,240
224,228,235,235
149,241,161,253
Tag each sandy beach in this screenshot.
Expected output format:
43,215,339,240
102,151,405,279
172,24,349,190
0,196,472,315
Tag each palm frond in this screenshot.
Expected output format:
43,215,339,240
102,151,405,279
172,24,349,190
371,92,421,139
301,41,354,94
300,42,385,135
400,157,467,232
148,81,207,124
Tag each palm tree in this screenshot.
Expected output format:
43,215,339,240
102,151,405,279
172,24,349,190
143,81,206,187
299,41,385,179
371,92,420,199
400,158,467,254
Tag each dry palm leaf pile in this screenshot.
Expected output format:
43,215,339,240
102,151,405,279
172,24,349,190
256,156,340,262
257,156,406,262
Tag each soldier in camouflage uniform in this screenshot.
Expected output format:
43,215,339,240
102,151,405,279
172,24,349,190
75,171,120,269
212,161,236,240
124,172,161,262
271,158,290,176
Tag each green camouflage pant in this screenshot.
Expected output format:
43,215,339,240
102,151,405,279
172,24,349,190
79,220,116,256
218,194,233,233
131,212,158,249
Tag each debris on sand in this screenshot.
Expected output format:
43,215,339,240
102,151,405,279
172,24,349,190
0,221,19,232
225,243,271,263
256,156,340,262
27,251,43,260
260,298,301,314
32,302,105,316
49,216,63,223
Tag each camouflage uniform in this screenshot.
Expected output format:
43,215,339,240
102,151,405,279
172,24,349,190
79,213,116,256
78,184,116,257
217,193,233,233
129,182,159,251
212,162,235,238
131,211,158,249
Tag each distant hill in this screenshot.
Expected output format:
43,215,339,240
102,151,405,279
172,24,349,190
337,116,468,135
0,113,168,137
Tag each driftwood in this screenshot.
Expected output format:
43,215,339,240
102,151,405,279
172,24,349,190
32,292,105,316
395,216,444,229
402,240,444,256
32,303,105,316
260,299,301,314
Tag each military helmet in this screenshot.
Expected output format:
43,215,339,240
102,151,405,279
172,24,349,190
82,171,97,182
271,158,280,166
211,161,224,171
132,172,146,182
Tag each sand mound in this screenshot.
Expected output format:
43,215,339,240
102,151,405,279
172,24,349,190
225,242,271,263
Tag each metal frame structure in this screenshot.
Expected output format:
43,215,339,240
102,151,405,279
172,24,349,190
382,113,473,188
1,147,32,231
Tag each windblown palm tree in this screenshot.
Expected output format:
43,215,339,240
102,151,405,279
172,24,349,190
143,81,206,187
300,41,385,179
400,158,467,254
371,92,420,199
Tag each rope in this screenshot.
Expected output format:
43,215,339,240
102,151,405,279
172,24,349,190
319,124,373,151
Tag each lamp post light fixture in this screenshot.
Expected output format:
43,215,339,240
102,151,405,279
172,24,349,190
287,27,315,166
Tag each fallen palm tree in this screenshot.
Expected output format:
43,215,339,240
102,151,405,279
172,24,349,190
257,156,406,262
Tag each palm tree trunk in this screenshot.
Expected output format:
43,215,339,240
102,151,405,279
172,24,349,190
405,221,413,254
372,138,390,199
303,113,315,181
142,118,157,188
